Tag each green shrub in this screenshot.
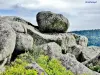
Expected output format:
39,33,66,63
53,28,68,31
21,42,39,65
1,57,38,75
36,55,74,75
89,65,100,73
18,52,34,63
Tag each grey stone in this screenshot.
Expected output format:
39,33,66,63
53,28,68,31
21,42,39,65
10,21,26,33
82,47,100,68
37,11,69,33
39,42,62,59
73,33,88,47
83,53,100,67
16,33,33,51
1,16,28,33
26,24,77,51
0,19,16,68
66,45,82,58
60,53,100,75
82,46,100,60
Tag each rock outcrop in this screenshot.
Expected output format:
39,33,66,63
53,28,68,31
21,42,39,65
60,53,100,75
0,11,100,75
0,18,16,69
39,43,100,75
0,16,32,70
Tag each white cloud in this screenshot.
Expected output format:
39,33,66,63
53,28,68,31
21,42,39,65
0,0,100,31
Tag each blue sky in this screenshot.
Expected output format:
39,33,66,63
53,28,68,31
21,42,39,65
0,0,100,31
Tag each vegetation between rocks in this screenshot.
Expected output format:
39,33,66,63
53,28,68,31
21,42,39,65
1,46,74,75
89,65,100,73
1,56,38,75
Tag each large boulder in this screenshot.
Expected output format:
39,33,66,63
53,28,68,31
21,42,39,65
0,19,16,68
39,42,62,59
1,16,34,52
0,16,34,68
37,11,69,33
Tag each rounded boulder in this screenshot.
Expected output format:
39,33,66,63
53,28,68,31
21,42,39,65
36,11,69,33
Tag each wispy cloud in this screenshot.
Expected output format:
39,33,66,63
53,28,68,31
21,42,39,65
0,0,100,31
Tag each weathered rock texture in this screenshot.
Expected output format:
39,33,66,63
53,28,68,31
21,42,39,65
0,18,16,69
37,11,69,33
39,42,62,59
60,53,100,75
16,33,33,51
0,16,32,70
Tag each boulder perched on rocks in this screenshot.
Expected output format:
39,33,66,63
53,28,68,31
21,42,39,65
37,11,69,33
